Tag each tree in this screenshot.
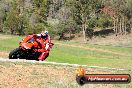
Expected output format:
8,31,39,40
104,0,132,35
125,0,132,33
0,0,11,32
28,0,50,34
67,0,101,42
32,0,48,22
4,0,19,34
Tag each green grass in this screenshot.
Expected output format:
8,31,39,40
55,40,132,57
0,34,132,69
0,34,23,51
47,44,132,69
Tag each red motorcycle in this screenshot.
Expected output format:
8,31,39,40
9,35,54,61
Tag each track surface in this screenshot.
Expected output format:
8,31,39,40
0,57,127,71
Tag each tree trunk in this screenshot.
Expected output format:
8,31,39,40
81,13,87,43
121,17,124,35
69,29,71,39
113,18,116,33
124,17,126,35
130,24,132,33
82,22,86,43
119,18,122,35
10,28,14,35
115,17,118,36
0,19,2,32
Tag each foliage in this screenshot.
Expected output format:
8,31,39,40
1,0,51,35
0,0,131,39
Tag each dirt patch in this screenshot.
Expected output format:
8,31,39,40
76,33,132,47
0,52,9,58
0,62,119,88
0,35,12,40
88,34,132,46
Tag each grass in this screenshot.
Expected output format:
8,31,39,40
47,43,132,69
55,40,132,57
0,34,23,51
0,34,132,70
0,34,131,88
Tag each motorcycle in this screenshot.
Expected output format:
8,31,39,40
9,35,54,61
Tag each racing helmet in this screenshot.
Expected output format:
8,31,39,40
41,31,48,39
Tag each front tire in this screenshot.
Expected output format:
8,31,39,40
9,48,22,59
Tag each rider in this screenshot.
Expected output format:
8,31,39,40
37,31,52,61
32,30,52,61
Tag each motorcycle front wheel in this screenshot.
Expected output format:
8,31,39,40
9,48,23,59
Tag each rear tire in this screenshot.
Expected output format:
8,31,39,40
9,48,22,59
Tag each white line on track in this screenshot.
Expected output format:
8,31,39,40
0,57,129,71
